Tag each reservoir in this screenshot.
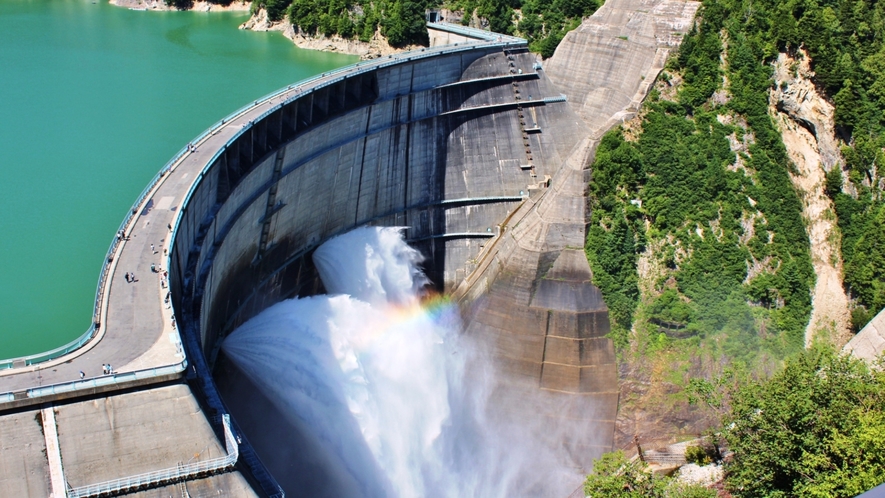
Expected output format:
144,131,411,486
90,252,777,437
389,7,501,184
0,0,356,358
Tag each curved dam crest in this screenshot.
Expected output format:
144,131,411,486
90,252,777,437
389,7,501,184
0,2,704,496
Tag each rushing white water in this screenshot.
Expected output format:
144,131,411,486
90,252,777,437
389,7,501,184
222,226,588,497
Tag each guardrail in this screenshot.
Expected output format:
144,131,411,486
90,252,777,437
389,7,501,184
67,413,237,498
427,21,524,43
22,359,187,399
642,451,688,465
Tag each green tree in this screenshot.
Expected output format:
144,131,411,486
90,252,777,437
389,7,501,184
844,204,885,319
584,451,716,498
722,346,885,497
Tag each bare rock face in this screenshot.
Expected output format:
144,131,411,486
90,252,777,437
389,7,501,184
545,0,700,135
769,50,851,346
239,6,272,31
771,52,842,170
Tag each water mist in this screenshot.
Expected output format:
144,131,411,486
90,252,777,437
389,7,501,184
223,227,592,497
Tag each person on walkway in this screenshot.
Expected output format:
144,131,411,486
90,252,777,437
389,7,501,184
125,272,130,283
79,371,85,379
150,243,155,254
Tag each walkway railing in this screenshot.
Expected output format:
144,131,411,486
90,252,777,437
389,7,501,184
23,359,187,399
427,21,524,43
67,414,237,498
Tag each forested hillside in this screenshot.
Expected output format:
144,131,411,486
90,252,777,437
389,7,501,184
582,0,885,468
186,0,599,55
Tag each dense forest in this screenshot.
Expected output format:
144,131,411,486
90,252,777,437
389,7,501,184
170,0,598,56
586,0,815,372
586,0,885,366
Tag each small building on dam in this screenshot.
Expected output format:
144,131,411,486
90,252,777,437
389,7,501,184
0,2,702,496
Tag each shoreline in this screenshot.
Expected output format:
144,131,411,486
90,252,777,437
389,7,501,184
107,0,415,59
239,8,417,60
109,0,251,12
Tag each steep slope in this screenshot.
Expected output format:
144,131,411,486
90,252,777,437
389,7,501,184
546,0,699,136
769,50,851,346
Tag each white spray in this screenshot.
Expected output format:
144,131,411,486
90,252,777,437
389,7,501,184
223,227,590,497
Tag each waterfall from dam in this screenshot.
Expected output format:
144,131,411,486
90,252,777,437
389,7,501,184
223,227,585,497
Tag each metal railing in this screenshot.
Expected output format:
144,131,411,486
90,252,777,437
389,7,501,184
67,413,237,498
22,359,187,400
642,451,688,465
427,21,524,43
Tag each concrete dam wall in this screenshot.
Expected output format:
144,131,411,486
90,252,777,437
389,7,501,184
168,32,613,494
169,43,588,361
0,3,701,494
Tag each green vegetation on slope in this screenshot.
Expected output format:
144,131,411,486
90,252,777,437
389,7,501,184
583,450,716,498
446,0,599,57
697,0,885,330
586,5,814,364
705,346,885,497
239,0,598,53
589,346,885,497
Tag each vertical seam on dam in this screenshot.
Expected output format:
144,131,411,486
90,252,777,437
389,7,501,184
355,105,373,227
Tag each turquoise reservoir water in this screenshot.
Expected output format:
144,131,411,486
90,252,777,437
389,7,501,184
0,0,356,358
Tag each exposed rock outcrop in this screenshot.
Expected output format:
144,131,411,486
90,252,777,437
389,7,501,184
769,50,851,346
240,8,414,59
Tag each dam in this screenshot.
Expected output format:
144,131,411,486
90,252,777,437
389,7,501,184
0,1,699,496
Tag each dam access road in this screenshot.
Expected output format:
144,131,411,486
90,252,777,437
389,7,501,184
0,3,706,495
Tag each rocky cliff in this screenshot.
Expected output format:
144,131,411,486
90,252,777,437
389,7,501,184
769,50,851,347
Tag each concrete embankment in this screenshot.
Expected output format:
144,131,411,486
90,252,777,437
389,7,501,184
845,307,885,362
